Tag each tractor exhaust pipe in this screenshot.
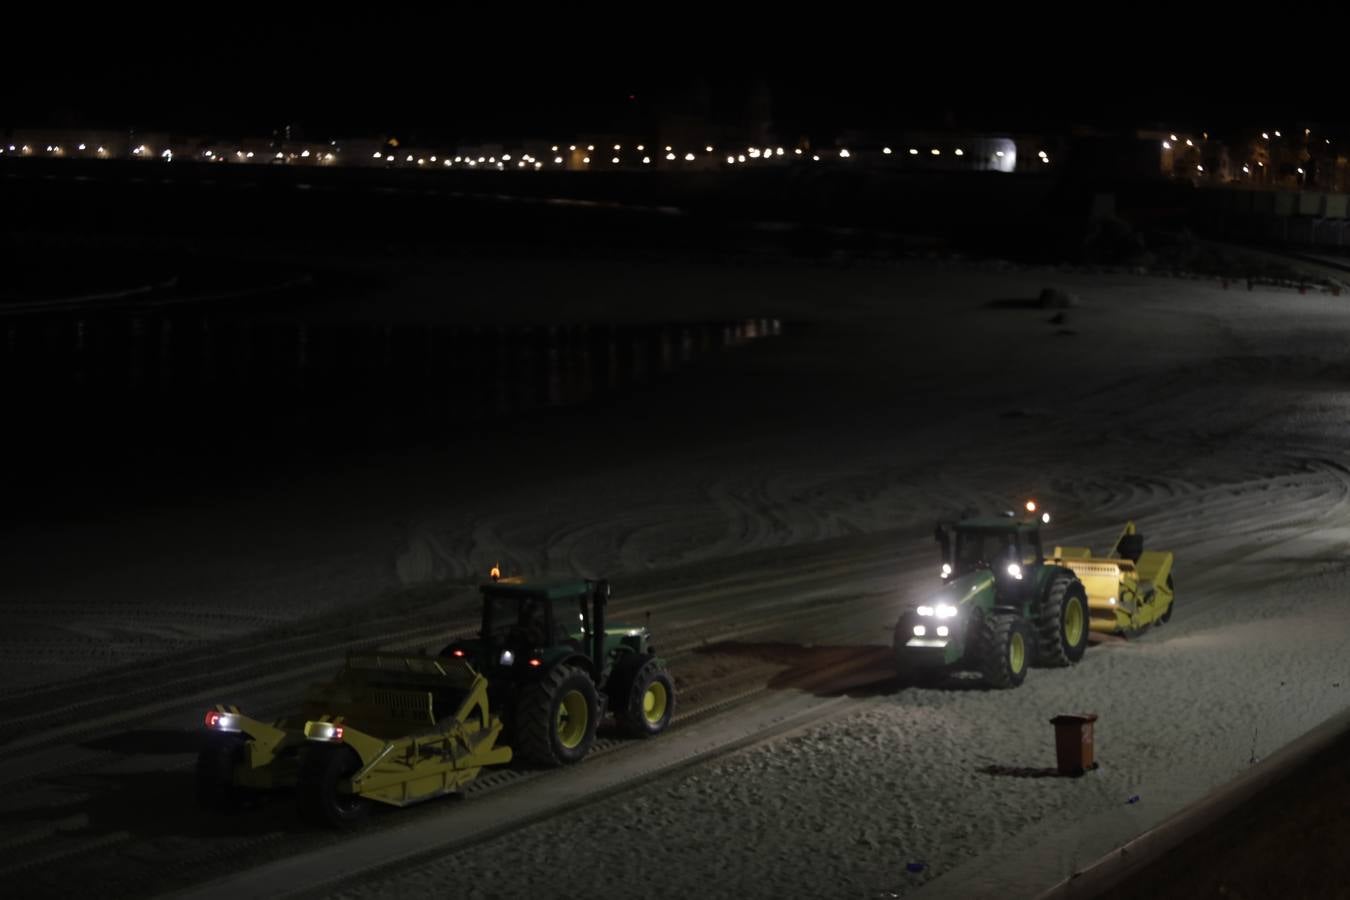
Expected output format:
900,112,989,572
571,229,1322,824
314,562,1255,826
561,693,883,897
592,580,609,681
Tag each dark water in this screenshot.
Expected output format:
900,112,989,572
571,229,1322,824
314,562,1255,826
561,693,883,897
1,312,782,468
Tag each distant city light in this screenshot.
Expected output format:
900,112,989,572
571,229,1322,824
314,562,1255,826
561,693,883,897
502,154,511,160
569,145,576,151
1196,165,1204,172
684,152,695,160
726,155,735,164
839,148,851,158
665,146,672,152
954,148,964,156
534,161,542,169
1185,139,1193,147
78,143,86,150
1262,132,1270,140
883,147,892,154
665,152,676,160
930,148,940,156
586,145,594,151
995,150,1005,157
551,145,558,152
811,154,819,161
611,156,619,163
407,155,414,162
642,156,651,164
1162,140,1171,149
302,149,311,158
583,156,590,164
1297,167,1304,174
637,144,645,151
909,148,918,155
429,155,436,162
1274,130,1281,137
794,148,803,155
738,154,746,162
613,144,621,150
1242,165,1250,173
277,152,285,159
443,159,451,166
705,145,714,152
1038,150,1047,159
554,156,563,164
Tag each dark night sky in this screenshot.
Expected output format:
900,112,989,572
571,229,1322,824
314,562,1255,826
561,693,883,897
4,16,1346,142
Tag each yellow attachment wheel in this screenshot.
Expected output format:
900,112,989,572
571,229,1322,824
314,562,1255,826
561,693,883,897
1064,596,1084,647
1009,630,1026,674
556,690,589,749
643,681,669,724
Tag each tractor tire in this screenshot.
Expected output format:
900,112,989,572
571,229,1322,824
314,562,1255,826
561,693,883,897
614,656,675,738
296,744,369,828
195,739,250,811
1034,575,1089,667
1160,574,1175,624
979,614,1032,689
514,664,599,766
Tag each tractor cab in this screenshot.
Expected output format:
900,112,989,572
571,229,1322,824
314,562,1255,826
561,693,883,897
937,510,1048,587
468,577,613,675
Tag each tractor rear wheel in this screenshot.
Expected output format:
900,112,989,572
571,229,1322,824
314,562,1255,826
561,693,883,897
1034,575,1089,667
980,614,1032,689
296,745,369,828
514,664,599,766
614,656,675,738
1159,574,1175,624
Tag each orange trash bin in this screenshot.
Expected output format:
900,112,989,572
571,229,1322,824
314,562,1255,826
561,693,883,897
1050,713,1099,776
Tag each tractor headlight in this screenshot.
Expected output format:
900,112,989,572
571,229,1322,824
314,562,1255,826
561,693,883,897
936,626,949,637
940,563,952,578
913,625,926,637
917,605,935,617
935,604,958,619
500,650,515,666
1006,563,1023,580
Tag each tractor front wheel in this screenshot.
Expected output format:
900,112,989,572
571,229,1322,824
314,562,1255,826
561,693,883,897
1159,574,1175,624
980,614,1032,689
296,745,369,828
515,664,599,766
615,657,675,738
1035,575,1089,667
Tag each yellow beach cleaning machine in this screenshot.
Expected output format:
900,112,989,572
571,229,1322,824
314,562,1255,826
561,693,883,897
198,653,512,827
1050,522,1175,635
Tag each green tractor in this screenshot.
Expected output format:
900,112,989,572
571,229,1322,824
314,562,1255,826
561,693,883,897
441,574,674,766
893,503,1089,689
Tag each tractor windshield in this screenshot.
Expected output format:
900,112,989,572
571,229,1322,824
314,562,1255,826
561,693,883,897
481,593,550,645
952,530,1041,574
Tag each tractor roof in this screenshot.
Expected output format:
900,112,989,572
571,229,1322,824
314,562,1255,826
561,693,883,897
952,517,1043,533
479,577,592,600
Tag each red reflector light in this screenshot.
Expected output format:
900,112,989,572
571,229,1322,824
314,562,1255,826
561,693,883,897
452,649,465,657
333,725,344,741
528,658,542,667
204,711,220,728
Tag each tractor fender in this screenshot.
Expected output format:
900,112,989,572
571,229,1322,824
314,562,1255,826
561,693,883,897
550,653,598,682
